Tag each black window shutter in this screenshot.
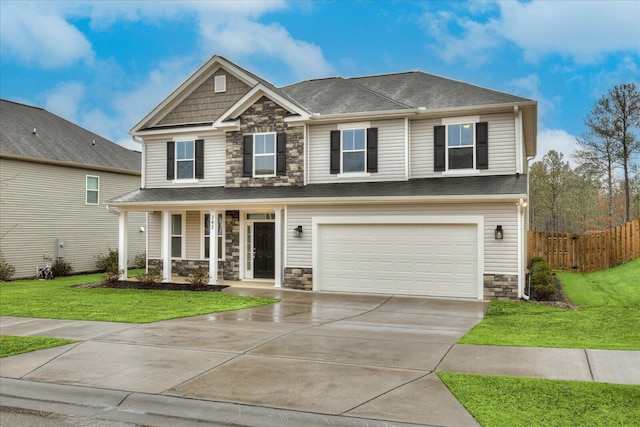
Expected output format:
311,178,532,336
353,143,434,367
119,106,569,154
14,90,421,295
243,135,253,177
367,127,378,173
330,130,340,174
276,133,287,176
195,139,204,179
434,126,445,172
167,141,175,180
476,122,489,169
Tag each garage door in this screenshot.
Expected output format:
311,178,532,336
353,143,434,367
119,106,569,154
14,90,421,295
316,223,478,298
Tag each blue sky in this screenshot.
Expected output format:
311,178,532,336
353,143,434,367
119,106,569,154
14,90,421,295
1,0,639,164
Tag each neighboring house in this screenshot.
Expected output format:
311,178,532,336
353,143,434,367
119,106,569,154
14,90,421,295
108,55,537,300
0,99,146,279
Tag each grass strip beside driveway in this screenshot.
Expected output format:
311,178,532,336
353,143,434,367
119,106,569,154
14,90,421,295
438,372,640,427
1,335,77,358
459,258,640,350
0,274,278,323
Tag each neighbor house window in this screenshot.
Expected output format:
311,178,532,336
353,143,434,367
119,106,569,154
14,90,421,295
176,140,195,179
447,123,474,169
204,213,224,261
171,214,182,258
253,133,276,176
86,176,99,204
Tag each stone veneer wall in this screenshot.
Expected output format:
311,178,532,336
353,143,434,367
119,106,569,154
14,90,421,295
224,210,240,280
225,96,304,188
283,267,313,290
483,274,519,300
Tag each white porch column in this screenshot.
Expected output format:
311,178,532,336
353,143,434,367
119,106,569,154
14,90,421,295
161,210,171,282
118,211,128,281
209,210,218,285
274,208,283,288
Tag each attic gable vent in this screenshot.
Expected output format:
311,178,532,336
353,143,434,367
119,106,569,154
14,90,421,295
214,75,227,93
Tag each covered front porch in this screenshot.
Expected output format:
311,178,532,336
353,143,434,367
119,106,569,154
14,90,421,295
115,207,288,287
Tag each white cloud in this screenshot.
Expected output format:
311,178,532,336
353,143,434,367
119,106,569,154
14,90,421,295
0,2,94,68
536,128,579,166
43,82,87,123
497,0,640,64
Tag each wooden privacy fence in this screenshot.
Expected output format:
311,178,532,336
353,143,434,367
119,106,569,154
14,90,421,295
527,219,640,273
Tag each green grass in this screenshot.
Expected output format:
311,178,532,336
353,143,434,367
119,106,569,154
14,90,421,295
0,272,278,323
438,372,640,427
1,335,77,358
459,258,640,349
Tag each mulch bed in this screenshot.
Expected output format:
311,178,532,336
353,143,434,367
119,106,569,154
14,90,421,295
74,281,227,292
530,274,578,309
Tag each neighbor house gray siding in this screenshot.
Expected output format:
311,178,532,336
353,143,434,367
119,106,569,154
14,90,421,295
0,158,146,278
285,202,518,274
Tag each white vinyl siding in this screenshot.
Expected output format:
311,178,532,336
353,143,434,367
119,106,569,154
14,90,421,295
308,119,406,183
144,134,226,188
286,202,518,275
410,112,516,178
0,159,145,279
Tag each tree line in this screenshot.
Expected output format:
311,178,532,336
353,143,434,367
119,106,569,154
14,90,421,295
530,83,640,233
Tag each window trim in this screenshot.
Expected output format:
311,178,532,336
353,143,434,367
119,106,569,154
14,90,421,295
170,213,185,259
340,128,367,174
253,132,277,177
202,212,225,261
86,175,99,205
442,116,480,172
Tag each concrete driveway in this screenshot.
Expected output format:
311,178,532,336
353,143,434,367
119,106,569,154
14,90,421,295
1,287,488,426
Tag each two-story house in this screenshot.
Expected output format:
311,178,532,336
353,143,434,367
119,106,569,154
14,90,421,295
108,55,537,300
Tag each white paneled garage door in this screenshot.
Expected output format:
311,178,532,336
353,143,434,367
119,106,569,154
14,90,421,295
316,222,479,298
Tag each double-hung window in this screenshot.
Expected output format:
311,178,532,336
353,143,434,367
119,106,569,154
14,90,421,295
171,214,183,258
167,140,204,181
330,126,378,175
176,140,195,179
434,117,488,172
253,133,276,176
86,176,99,205
447,123,474,169
203,213,224,261
342,129,366,173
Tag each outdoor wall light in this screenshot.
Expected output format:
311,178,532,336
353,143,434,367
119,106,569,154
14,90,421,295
294,225,303,238
495,225,504,240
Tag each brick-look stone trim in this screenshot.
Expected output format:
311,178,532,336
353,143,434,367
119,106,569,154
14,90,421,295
284,267,313,290
484,274,519,301
226,96,304,188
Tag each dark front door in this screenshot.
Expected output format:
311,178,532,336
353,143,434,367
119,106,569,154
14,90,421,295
254,222,275,279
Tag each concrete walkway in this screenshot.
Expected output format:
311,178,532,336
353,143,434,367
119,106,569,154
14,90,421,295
1,287,639,427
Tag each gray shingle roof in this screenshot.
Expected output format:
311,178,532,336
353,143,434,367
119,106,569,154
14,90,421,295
1,99,141,173
107,174,527,205
280,71,533,115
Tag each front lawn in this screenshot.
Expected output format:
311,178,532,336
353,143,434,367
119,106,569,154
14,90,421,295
0,273,278,323
1,335,77,358
438,372,640,427
459,258,640,349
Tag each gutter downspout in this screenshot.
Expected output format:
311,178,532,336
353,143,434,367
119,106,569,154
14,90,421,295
132,135,145,189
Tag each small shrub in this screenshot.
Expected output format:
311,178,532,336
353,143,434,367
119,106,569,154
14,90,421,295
51,258,73,277
529,258,556,301
0,252,15,281
135,268,162,286
134,252,146,269
187,268,209,288
104,264,124,283
96,249,118,273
